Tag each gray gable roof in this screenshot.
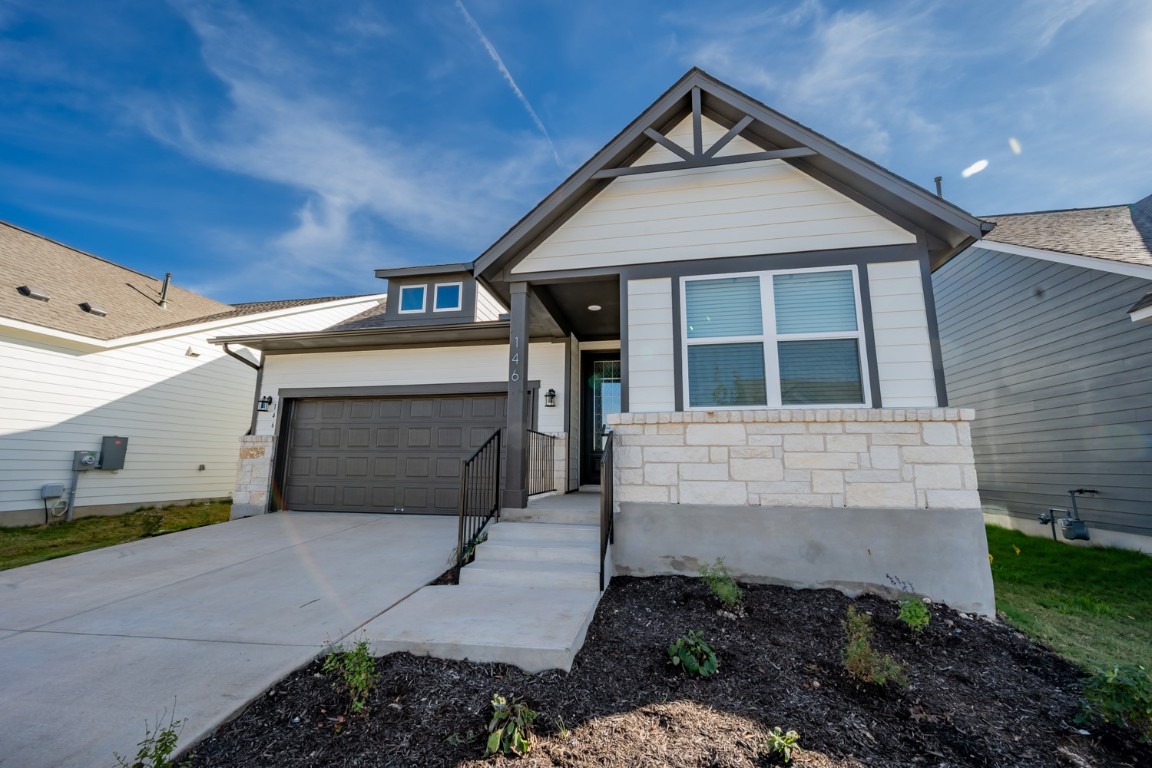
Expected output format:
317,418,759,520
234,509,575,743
983,194,1152,269
0,219,373,340
473,68,987,287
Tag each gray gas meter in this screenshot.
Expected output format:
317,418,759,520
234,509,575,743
100,436,129,470
73,450,98,471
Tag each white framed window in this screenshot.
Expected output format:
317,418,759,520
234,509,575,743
681,266,870,409
433,282,463,312
398,284,427,314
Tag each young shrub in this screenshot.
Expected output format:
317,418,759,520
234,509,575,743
842,606,907,687
897,595,930,636
667,629,719,678
113,709,185,768
764,726,801,764
485,693,538,757
322,639,378,713
1078,664,1152,741
700,557,744,614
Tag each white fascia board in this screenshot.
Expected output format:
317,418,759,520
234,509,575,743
0,294,386,350
1131,304,1152,323
980,240,1152,280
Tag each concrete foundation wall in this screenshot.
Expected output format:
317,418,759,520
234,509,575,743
615,502,995,615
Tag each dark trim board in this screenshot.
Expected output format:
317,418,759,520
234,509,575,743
505,243,929,285
857,264,883,408
277,381,536,400
918,249,950,407
619,278,630,413
670,279,684,411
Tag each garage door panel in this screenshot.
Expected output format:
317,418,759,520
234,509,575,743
283,393,506,514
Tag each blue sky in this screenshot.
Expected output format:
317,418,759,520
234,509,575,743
1,0,1148,302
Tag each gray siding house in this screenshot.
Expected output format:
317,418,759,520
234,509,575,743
934,195,1152,552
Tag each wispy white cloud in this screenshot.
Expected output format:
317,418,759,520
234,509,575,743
131,0,555,299
454,0,562,167
1029,0,1102,49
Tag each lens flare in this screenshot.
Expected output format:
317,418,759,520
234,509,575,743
961,159,989,178
1009,137,1022,155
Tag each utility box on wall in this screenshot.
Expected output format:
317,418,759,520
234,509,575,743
100,436,129,470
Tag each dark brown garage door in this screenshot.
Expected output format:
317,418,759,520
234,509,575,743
281,394,507,514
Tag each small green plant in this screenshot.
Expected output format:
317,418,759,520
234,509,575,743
667,630,719,678
842,606,907,687
322,638,378,713
555,716,570,741
446,729,478,747
485,693,538,757
700,557,743,612
1078,663,1152,741
137,512,164,538
897,595,930,635
113,707,185,768
764,726,801,763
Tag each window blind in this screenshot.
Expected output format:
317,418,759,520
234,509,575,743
773,271,857,334
778,339,863,404
687,343,767,407
685,277,762,338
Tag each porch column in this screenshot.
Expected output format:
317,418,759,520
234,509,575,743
503,282,532,509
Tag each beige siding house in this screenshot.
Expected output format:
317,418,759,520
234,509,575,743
0,221,384,525
218,69,998,614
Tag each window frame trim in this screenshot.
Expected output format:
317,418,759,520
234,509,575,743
679,265,872,410
397,284,428,314
432,281,464,312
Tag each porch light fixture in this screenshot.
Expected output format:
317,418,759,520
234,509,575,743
257,396,274,412
545,388,557,407
587,304,601,312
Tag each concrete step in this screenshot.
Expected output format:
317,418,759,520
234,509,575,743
474,539,598,566
362,585,601,673
486,521,598,544
459,559,601,591
501,507,599,525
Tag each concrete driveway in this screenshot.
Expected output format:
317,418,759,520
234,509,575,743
0,512,456,768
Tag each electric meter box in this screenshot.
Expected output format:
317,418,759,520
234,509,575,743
73,450,98,471
100,436,129,470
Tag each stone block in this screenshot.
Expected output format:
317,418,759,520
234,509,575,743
902,446,974,464
811,471,845,494
730,458,784,482
913,464,962,490
808,423,844,433
710,447,729,462
783,469,811,482
844,470,902,483
619,468,644,485
644,463,680,486
845,422,919,434
826,434,868,453
784,452,859,470
745,423,807,434
757,493,832,507
617,485,670,503
872,433,924,446
657,424,685,435
957,423,972,447
631,433,686,446
962,466,979,489
616,445,643,468
680,481,748,506
748,435,784,446
747,481,812,495
845,483,916,508
643,446,709,463
686,423,748,445
869,445,901,469
679,463,730,481
926,490,981,508
921,423,958,446
730,446,776,459
783,434,824,452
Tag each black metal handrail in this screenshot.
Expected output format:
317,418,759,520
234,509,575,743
599,430,615,591
455,429,502,581
527,429,557,496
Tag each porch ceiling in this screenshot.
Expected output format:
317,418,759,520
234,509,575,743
534,276,620,341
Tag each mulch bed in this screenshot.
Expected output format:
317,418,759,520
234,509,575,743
183,576,1151,767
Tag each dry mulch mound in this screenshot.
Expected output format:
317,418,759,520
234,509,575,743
184,576,1151,767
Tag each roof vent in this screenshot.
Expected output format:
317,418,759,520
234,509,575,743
17,285,50,302
81,302,108,317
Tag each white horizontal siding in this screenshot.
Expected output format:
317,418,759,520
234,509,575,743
258,341,568,436
0,298,381,517
868,261,938,407
512,118,914,275
626,278,675,412
474,284,506,322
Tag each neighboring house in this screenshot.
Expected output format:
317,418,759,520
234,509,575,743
934,195,1152,553
0,220,385,526
217,69,997,613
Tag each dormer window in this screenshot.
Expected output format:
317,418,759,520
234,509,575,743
398,284,426,314
433,282,462,312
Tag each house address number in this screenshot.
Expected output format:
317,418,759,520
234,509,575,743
509,335,520,382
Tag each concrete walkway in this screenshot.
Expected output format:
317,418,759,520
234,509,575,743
0,512,455,768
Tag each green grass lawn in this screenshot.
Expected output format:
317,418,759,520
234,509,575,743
0,502,231,571
987,525,1152,671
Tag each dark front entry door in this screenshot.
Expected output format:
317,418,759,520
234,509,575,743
580,352,621,485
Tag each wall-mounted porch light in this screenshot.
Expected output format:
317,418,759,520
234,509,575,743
544,388,557,407
257,396,274,412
